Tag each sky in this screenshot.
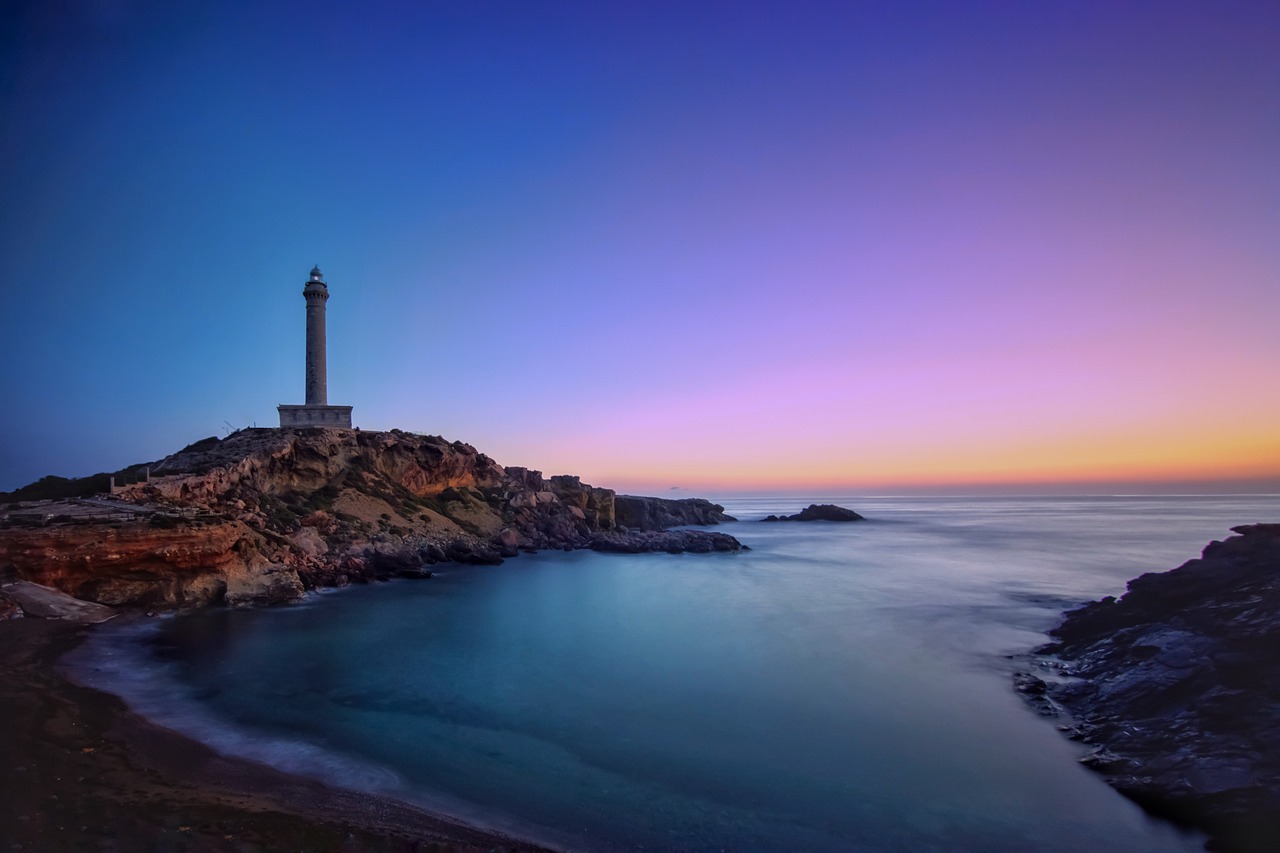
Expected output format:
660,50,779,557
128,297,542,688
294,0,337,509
2,0,1278,494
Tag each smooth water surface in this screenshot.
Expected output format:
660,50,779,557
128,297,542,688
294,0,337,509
75,495,1280,851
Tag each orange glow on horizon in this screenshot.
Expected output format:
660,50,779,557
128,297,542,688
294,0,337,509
511,419,1280,495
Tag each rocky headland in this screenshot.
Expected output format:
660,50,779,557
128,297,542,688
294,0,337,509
1018,523,1280,852
0,428,743,614
763,503,864,522
615,494,736,529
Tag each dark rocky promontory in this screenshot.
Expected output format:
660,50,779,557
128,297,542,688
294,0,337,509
614,495,736,530
762,504,864,522
1019,523,1280,852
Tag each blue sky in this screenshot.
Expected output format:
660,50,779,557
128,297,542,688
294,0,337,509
3,1,1278,493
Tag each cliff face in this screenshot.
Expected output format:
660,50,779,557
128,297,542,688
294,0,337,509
1020,524,1280,852
0,519,297,609
0,428,742,611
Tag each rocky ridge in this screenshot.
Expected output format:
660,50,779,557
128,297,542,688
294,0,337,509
0,428,744,612
1018,523,1280,852
614,495,735,530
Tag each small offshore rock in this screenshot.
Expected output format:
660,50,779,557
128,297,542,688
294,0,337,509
762,504,865,522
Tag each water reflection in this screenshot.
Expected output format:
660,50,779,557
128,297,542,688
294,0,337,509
86,495,1280,851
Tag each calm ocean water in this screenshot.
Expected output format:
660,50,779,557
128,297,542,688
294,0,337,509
71,495,1280,851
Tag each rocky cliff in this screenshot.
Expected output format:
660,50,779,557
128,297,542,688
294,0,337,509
1018,524,1280,852
0,428,743,611
614,496,735,530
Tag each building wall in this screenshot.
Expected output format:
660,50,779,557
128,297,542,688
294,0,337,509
278,405,353,428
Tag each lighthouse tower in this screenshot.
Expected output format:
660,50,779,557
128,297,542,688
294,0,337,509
303,265,329,405
278,266,353,428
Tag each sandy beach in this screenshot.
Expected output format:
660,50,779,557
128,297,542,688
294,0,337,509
0,617,551,852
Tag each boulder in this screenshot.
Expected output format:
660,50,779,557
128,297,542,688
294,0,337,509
288,525,329,558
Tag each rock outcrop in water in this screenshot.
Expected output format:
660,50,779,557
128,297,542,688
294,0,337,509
1019,523,1280,853
0,428,743,612
762,504,864,522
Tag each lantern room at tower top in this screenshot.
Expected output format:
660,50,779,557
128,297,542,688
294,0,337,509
278,266,353,429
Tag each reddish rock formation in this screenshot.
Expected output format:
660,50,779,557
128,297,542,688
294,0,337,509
133,428,507,506
0,517,296,608
0,428,743,612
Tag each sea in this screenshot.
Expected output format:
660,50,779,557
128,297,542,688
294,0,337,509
68,494,1280,852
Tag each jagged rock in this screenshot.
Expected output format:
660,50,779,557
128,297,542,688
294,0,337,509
508,492,538,509
1022,523,1280,853
503,466,545,492
493,528,523,558
589,530,745,554
288,526,328,558
762,504,864,522
225,564,305,607
549,475,616,530
363,543,430,578
445,541,504,566
614,496,735,530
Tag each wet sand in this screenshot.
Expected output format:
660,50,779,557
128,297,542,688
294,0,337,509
0,618,552,852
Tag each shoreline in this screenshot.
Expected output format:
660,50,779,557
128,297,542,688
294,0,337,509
0,616,554,851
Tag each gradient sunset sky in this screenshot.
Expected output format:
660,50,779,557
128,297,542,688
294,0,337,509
2,1,1277,494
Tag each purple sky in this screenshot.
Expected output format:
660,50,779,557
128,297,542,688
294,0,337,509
2,1,1278,493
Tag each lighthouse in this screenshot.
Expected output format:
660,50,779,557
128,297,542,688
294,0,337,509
278,266,353,428
303,265,329,405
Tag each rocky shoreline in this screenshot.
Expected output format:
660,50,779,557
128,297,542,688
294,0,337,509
1018,523,1280,853
0,427,744,614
